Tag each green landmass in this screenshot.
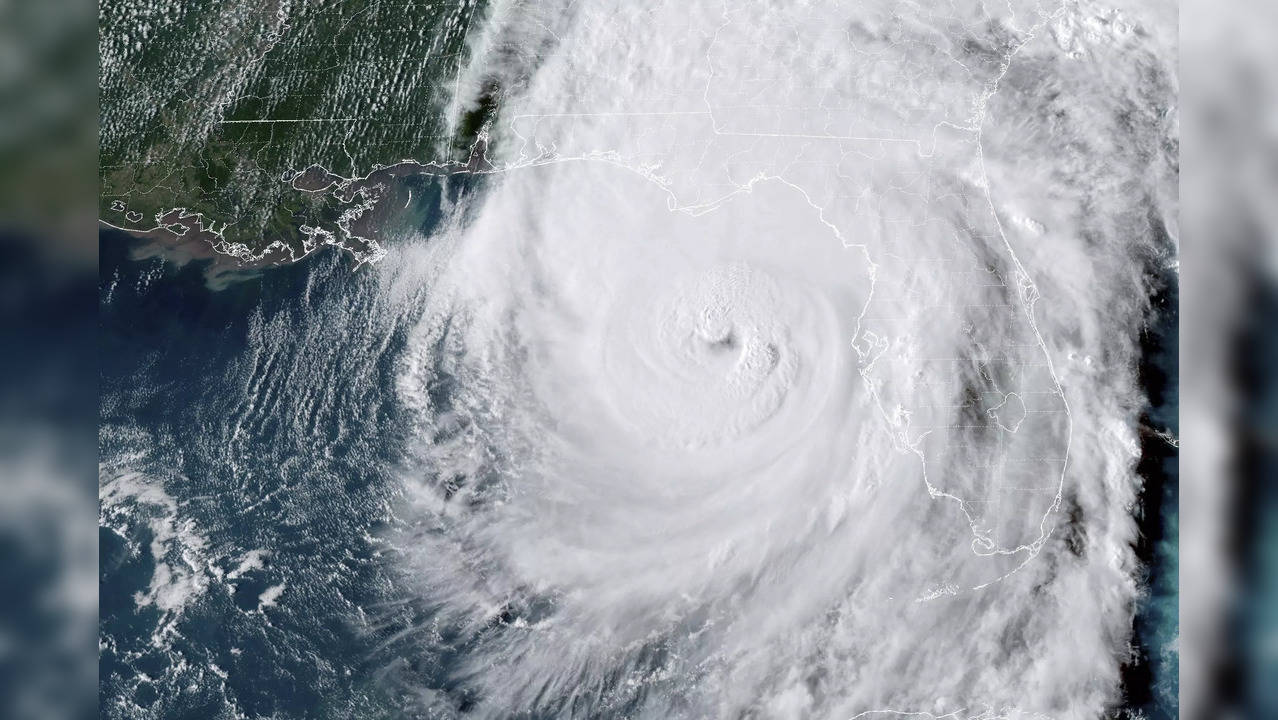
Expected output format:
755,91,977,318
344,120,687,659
100,0,487,262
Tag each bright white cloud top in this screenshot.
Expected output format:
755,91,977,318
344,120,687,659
373,0,1177,717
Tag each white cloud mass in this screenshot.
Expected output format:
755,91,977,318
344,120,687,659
381,0,1177,717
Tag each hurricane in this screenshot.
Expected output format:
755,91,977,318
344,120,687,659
374,1,1175,716
98,0,1178,718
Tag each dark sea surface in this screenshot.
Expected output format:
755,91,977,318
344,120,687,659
100,223,418,719
99,180,1183,718
99,174,496,720
1121,272,1179,719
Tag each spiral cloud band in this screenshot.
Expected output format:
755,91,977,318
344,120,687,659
380,0,1176,717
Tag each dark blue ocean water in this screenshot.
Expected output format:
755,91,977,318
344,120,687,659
1122,275,1179,719
98,179,1184,718
100,225,421,719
